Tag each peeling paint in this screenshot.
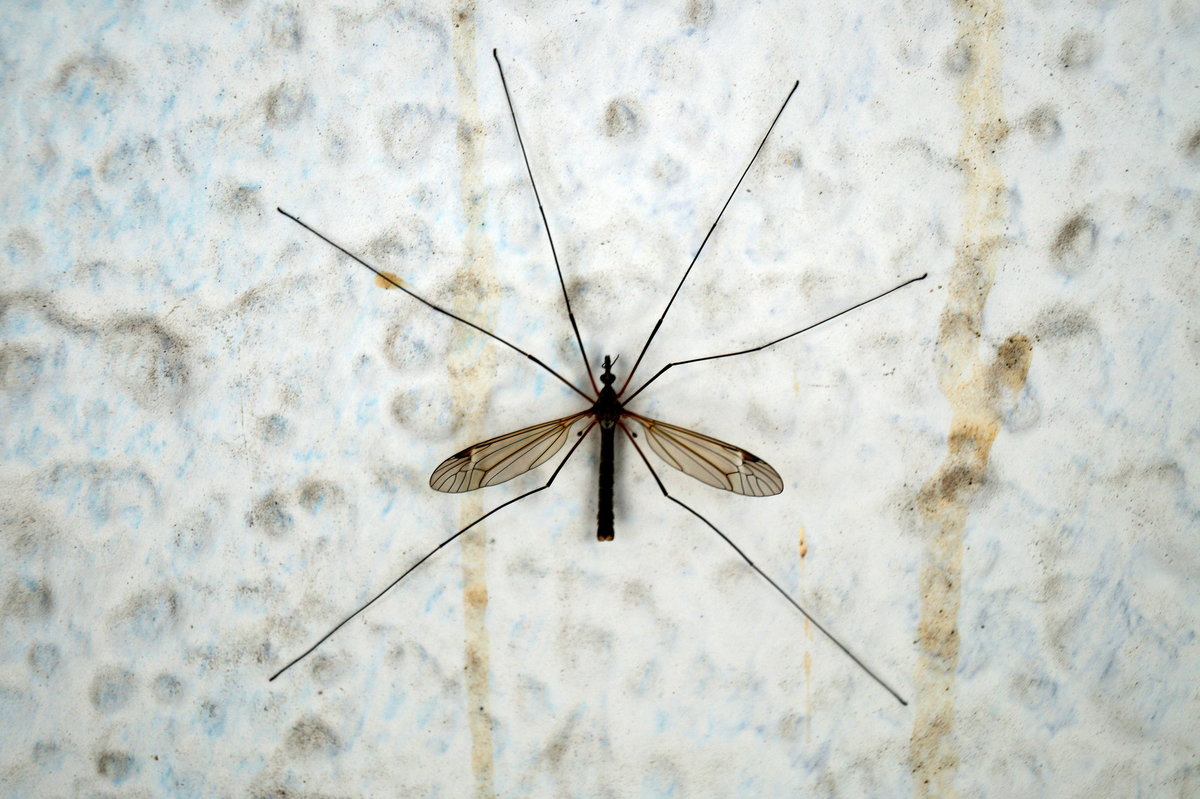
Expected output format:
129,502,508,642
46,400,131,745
908,0,1034,796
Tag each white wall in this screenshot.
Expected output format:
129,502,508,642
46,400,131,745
1,1,1197,796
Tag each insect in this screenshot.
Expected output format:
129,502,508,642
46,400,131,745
272,50,925,706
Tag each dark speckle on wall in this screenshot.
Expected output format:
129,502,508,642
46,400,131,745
269,6,305,51
297,478,345,513
96,750,135,781
286,716,340,755
943,36,974,76
113,587,181,642
214,181,264,217
0,342,45,392
53,52,129,96
152,673,184,704
1058,32,1096,70
1050,213,1097,275
99,137,159,184
1025,104,1062,144
603,99,642,138
90,666,137,713
3,577,53,619
683,0,716,28
31,740,62,769
247,491,294,537
27,642,61,680
1183,126,1200,161
263,82,310,128
105,317,191,408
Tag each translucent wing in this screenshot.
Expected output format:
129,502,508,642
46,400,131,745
430,411,590,493
627,412,783,497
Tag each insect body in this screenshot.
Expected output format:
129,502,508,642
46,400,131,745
593,357,622,542
272,50,924,706
427,353,783,542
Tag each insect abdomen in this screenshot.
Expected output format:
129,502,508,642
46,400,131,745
597,423,615,541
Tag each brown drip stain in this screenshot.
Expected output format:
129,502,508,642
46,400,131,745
908,1,1033,796
373,270,405,290
449,11,497,797
803,649,813,744
798,525,812,737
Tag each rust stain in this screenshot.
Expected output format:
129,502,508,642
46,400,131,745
373,270,405,290
908,0,1033,796
798,525,812,735
803,648,813,744
449,12,497,798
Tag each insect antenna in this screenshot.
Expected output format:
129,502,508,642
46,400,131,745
619,422,907,705
269,421,598,682
623,272,928,403
493,49,598,395
619,80,800,395
276,207,590,401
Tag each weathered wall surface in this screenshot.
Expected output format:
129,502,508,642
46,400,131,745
2,1,1197,796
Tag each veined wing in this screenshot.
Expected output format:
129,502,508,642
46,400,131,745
627,412,783,497
430,411,591,493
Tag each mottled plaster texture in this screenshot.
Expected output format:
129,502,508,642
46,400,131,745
1,1,1198,797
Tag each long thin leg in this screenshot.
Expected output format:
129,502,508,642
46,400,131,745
618,80,800,396
623,272,927,403
269,421,598,682
493,49,598,394
278,208,590,401
619,422,907,706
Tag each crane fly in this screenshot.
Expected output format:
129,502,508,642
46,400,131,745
272,50,926,706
